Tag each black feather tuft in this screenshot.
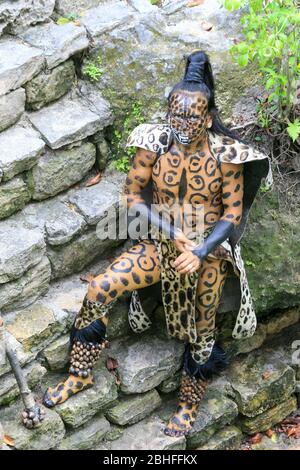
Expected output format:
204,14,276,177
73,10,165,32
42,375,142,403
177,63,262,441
183,342,229,381
70,318,107,349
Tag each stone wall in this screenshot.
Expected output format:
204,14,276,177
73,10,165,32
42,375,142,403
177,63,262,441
0,0,299,451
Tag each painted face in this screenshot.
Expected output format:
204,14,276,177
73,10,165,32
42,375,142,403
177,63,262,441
168,91,209,146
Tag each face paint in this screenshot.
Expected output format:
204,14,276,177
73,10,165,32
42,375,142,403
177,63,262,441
168,91,209,146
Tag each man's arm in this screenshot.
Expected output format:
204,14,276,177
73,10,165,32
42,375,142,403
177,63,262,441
123,147,155,207
123,148,178,239
192,162,244,261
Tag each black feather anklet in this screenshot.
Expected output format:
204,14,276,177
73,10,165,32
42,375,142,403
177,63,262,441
183,342,229,381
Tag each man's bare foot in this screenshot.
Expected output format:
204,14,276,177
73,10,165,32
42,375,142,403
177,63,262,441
43,374,94,408
164,401,199,437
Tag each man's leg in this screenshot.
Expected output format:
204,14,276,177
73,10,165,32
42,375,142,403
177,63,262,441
43,240,161,408
164,257,228,437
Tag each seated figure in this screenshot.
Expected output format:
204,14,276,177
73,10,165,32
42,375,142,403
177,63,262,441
43,50,272,437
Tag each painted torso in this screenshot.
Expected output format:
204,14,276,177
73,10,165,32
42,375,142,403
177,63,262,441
151,140,223,237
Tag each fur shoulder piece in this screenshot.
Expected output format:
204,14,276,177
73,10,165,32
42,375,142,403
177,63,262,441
126,123,173,156
208,131,273,189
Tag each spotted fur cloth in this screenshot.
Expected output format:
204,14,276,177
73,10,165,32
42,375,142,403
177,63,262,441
125,123,273,343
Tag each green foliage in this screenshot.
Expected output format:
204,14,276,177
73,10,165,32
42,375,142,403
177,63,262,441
222,0,300,142
223,0,244,10
112,102,145,173
287,118,300,141
56,12,79,25
83,55,104,82
245,259,256,268
260,184,270,193
112,156,130,173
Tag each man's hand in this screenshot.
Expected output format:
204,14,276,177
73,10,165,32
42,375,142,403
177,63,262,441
173,250,201,274
172,230,197,253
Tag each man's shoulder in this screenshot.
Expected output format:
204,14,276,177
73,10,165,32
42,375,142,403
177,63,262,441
126,123,173,155
208,130,268,164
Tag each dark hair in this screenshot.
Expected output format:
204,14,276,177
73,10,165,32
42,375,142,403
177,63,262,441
168,50,246,143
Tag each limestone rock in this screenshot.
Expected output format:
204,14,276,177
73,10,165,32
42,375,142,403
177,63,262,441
186,389,239,449
262,322,300,372
0,222,45,284
107,333,184,394
68,176,125,225
25,60,76,110
223,323,267,357
197,425,242,450
227,351,296,417
104,424,124,442
161,0,188,15
47,228,122,279
242,187,300,313
0,88,25,131
157,371,181,394
0,331,36,378
0,444,11,451
95,137,110,170
46,211,87,247
240,396,297,435
19,21,89,69
57,415,111,450
27,142,96,200
0,362,46,406
0,38,44,96
39,263,131,334
0,177,31,220
105,389,162,426
11,197,87,246
6,302,68,352
54,0,108,16
250,433,289,451
28,92,112,149
110,417,186,450
55,366,118,428
106,300,131,340
0,125,45,182
0,0,55,35
0,256,51,313
39,275,87,323
80,2,135,39
265,307,300,336
129,0,159,14
0,401,65,450
43,334,70,371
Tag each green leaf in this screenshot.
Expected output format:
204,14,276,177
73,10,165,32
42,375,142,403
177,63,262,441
223,0,244,11
237,54,249,67
56,17,70,25
287,119,300,142
266,77,275,90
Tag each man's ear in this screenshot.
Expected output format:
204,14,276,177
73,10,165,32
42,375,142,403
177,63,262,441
206,114,213,128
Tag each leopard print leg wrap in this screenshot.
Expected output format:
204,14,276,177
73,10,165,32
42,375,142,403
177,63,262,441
74,294,117,330
189,330,216,365
69,340,107,378
178,370,208,405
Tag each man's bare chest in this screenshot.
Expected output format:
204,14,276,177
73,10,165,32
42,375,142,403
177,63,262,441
152,148,223,206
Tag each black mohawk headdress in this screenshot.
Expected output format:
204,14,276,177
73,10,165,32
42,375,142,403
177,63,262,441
184,60,206,83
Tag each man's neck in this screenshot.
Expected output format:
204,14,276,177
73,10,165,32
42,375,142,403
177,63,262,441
174,133,209,155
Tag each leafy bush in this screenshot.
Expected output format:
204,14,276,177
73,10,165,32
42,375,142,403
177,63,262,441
112,102,145,173
222,0,300,142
